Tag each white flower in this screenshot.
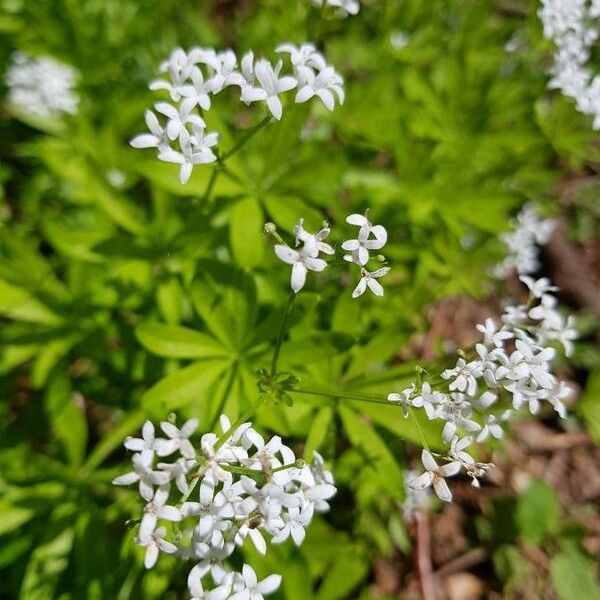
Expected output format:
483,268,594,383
412,383,445,418
241,59,297,120
137,526,177,569
124,420,157,462
230,565,282,600
294,65,345,111
293,219,334,257
476,318,513,348
157,457,195,494
158,129,218,184
179,69,218,112
520,276,559,299
409,450,461,503
312,0,360,16
352,267,391,298
342,213,388,266
112,452,170,501
449,436,475,466
130,110,169,150
139,486,182,540
441,358,482,396
6,52,79,117
274,245,327,293
271,503,314,545
276,43,326,70
156,418,199,458
476,411,511,442
539,379,571,418
209,50,246,92
188,565,231,600
387,383,416,417
154,102,205,142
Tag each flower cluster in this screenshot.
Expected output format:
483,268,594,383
131,44,344,183
539,0,600,129
342,212,390,298
273,211,391,298
492,204,555,277
5,52,79,117
310,0,361,16
113,415,336,599
388,276,576,502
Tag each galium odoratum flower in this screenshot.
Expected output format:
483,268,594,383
132,44,345,183
6,52,79,117
342,212,388,266
409,450,461,503
274,218,333,293
113,415,335,599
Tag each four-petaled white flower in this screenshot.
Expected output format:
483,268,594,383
230,564,282,600
274,245,327,293
137,526,178,569
342,213,388,266
387,383,416,417
409,450,461,503
242,59,297,120
352,267,391,298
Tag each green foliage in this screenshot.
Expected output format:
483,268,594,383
516,480,561,545
0,0,599,598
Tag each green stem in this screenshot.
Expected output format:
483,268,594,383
292,387,391,406
409,408,431,452
270,292,296,376
201,166,220,206
210,361,239,431
220,114,272,161
81,409,145,474
214,396,266,451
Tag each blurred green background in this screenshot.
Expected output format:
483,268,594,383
1,0,599,598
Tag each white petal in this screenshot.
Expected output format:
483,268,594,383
352,278,367,298
257,574,282,594
130,134,159,148
291,262,307,293
432,477,453,502
346,214,368,226
421,450,438,471
144,543,159,569
267,95,283,120
366,277,384,297
274,245,299,265
180,162,193,184
112,472,139,486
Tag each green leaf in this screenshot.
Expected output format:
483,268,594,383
133,158,242,198
20,506,76,600
0,503,35,536
136,322,228,359
338,406,404,498
31,335,80,389
550,543,600,600
516,480,561,545
0,279,63,325
156,277,184,324
280,333,354,367
191,261,257,351
46,371,87,467
229,198,265,268
94,187,146,235
263,194,324,232
304,407,334,460
141,359,230,416
578,369,600,443
316,548,369,600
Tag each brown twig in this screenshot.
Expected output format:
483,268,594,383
433,548,488,579
414,510,437,600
